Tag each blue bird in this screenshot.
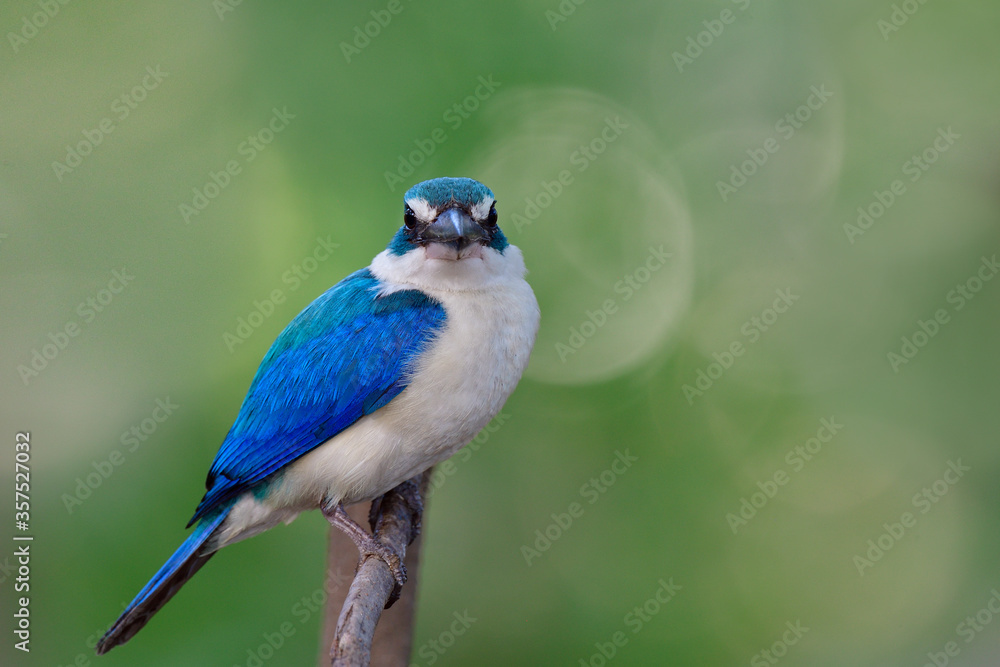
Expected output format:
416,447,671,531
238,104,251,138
96,177,539,654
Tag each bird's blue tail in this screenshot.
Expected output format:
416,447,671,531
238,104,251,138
95,507,231,655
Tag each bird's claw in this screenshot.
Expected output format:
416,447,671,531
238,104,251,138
358,540,407,607
322,499,408,607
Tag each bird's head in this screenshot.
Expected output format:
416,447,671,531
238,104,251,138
387,177,508,261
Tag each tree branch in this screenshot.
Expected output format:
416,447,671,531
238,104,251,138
321,470,430,667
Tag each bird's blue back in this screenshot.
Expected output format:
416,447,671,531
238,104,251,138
188,267,446,524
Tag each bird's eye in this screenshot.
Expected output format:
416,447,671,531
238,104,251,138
403,206,418,229
484,202,498,227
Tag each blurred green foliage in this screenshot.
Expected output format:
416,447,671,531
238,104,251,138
2,1,999,665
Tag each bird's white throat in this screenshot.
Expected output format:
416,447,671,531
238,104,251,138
370,243,527,294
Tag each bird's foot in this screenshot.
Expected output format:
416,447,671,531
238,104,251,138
321,500,407,604
357,538,407,603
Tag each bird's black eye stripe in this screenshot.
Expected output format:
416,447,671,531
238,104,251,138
485,202,498,227
404,206,418,229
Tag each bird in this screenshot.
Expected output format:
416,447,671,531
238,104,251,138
96,177,539,654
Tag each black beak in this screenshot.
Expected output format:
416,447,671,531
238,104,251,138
419,208,486,250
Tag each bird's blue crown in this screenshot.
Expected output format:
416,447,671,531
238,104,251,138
404,177,494,209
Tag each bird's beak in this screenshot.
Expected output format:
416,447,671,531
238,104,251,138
420,208,486,260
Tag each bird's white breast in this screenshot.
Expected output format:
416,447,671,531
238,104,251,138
216,243,539,546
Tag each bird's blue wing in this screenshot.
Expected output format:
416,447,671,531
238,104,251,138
188,268,446,525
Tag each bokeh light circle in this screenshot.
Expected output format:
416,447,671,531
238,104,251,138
466,87,694,385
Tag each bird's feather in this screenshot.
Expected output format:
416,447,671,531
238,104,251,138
96,507,231,654
188,268,446,525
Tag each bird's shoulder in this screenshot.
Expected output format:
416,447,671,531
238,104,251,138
259,268,439,361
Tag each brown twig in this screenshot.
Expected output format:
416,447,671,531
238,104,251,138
322,470,430,667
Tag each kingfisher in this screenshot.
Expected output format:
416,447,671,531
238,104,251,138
96,177,539,654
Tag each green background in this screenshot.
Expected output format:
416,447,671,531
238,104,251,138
2,1,999,665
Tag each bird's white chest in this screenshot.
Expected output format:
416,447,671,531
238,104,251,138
378,280,537,473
